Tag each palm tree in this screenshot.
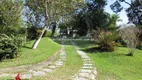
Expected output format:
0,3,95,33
107,14,122,30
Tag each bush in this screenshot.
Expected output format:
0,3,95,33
136,42,142,50
95,31,119,52
119,25,140,56
0,34,21,61
36,29,42,39
43,30,52,37
27,26,38,40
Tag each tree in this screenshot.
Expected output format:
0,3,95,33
25,0,84,49
50,22,57,37
0,0,24,35
70,0,108,36
119,24,140,56
0,0,25,60
107,14,122,30
110,0,142,25
110,0,142,44
84,0,107,36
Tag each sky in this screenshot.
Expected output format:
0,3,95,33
104,0,131,25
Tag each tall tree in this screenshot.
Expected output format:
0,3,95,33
71,0,108,36
0,0,24,35
25,0,84,49
107,14,122,30
110,0,142,25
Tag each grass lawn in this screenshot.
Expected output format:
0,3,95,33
0,38,61,68
0,77,13,80
32,40,83,80
74,40,142,80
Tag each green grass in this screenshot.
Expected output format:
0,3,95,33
0,38,61,68
0,77,13,80
32,40,83,80
74,40,142,80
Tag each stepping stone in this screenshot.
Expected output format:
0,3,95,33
60,53,66,56
42,69,53,73
93,70,97,75
55,63,63,66
79,73,90,78
82,56,89,59
82,66,93,69
29,69,36,73
83,61,92,64
77,77,88,80
11,74,17,77
21,73,32,79
47,62,53,65
61,58,66,61
55,61,63,64
73,77,88,80
71,41,97,80
83,64,93,66
83,59,91,61
48,65,57,69
89,74,96,80
0,73,10,77
33,71,46,76
80,69,92,73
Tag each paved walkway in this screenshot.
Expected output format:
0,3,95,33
71,41,97,80
0,45,66,79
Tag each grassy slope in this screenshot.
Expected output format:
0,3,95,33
0,38,61,68
74,40,142,80
32,40,83,80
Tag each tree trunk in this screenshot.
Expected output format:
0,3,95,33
32,26,46,49
32,0,48,49
85,17,91,37
51,24,56,37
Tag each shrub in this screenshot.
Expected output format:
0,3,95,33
43,30,52,37
119,25,140,56
36,29,42,39
136,42,142,50
95,30,119,52
27,26,38,40
0,34,21,61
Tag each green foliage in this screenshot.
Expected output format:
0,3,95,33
43,30,52,37
119,25,140,56
25,0,82,26
136,42,142,50
0,34,19,61
107,14,121,30
96,31,119,51
0,0,24,35
110,0,142,25
27,26,40,40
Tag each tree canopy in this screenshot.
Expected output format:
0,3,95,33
0,0,24,35
110,0,142,25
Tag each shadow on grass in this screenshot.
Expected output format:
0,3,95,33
81,47,126,57
22,46,32,49
81,47,101,53
53,40,73,46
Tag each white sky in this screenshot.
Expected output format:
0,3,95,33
104,0,131,25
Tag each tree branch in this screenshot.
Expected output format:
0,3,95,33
123,0,131,6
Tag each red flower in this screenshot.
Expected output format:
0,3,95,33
15,73,20,80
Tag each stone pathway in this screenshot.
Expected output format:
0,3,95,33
71,41,97,80
0,45,66,79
